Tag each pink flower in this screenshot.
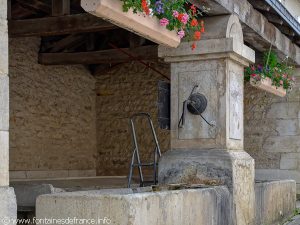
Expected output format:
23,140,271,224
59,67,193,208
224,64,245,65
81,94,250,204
282,74,287,79
160,18,169,26
280,80,283,85
181,13,189,25
177,30,185,39
173,10,179,18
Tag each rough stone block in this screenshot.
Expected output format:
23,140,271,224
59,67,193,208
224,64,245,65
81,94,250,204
25,170,69,179
255,180,296,225
0,0,7,20
266,102,300,119
0,19,8,76
280,154,300,170
0,131,9,186
0,75,9,131
0,187,17,225
68,170,96,177
36,186,232,225
158,149,255,225
263,136,300,153
275,119,299,136
12,184,60,208
256,169,300,184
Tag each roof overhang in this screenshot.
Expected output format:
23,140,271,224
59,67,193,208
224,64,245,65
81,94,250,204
264,0,300,36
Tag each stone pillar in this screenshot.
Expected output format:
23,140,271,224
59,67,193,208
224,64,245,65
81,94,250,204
158,15,255,225
0,0,17,224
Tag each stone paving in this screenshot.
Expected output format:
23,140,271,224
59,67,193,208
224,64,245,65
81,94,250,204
283,215,300,225
283,201,300,225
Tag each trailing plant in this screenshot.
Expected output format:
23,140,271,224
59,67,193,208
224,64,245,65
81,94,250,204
245,51,295,91
121,0,209,49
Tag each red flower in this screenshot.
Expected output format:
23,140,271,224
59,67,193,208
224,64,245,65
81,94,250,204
200,20,205,32
141,0,150,15
191,42,196,50
177,13,184,22
194,31,201,40
190,19,198,27
190,5,197,15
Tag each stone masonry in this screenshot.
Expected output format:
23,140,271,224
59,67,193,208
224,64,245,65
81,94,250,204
0,0,17,224
158,15,256,225
9,37,170,177
95,62,170,175
245,68,300,194
9,37,97,178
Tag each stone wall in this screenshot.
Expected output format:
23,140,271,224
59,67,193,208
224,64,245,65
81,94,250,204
0,0,17,222
244,68,300,193
95,63,170,176
0,0,9,187
9,37,97,178
255,180,296,225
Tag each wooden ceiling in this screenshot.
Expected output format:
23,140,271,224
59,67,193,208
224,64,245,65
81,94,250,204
9,0,159,72
10,0,299,70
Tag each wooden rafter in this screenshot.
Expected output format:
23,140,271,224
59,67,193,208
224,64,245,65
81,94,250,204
38,45,158,65
9,13,117,37
11,3,37,20
15,0,51,14
45,34,86,53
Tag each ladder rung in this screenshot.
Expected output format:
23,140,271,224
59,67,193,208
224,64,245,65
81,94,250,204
133,163,154,167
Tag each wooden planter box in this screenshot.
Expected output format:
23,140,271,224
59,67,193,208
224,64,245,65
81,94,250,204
81,0,181,48
250,77,286,97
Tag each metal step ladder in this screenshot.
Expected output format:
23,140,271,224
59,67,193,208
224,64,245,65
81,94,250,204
128,113,162,188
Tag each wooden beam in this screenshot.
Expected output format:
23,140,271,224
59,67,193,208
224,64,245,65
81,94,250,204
52,0,70,16
11,4,36,20
9,13,117,37
86,33,96,51
38,45,158,65
16,0,51,14
129,33,146,49
7,0,11,19
47,34,86,52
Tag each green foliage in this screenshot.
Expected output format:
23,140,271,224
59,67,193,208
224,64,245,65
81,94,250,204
263,51,278,68
245,51,295,91
120,0,207,44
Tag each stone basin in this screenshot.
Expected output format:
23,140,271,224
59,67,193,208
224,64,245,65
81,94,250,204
37,185,232,225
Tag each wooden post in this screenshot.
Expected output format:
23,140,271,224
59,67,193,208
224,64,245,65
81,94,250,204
52,0,70,16
7,0,11,19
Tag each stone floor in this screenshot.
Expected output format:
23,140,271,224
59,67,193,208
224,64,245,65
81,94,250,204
283,201,300,225
283,215,300,225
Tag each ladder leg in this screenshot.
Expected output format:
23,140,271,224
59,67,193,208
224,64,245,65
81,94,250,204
129,113,162,187
130,119,144,187
135,147,144,187
153,147,158,185
127,149,136,188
